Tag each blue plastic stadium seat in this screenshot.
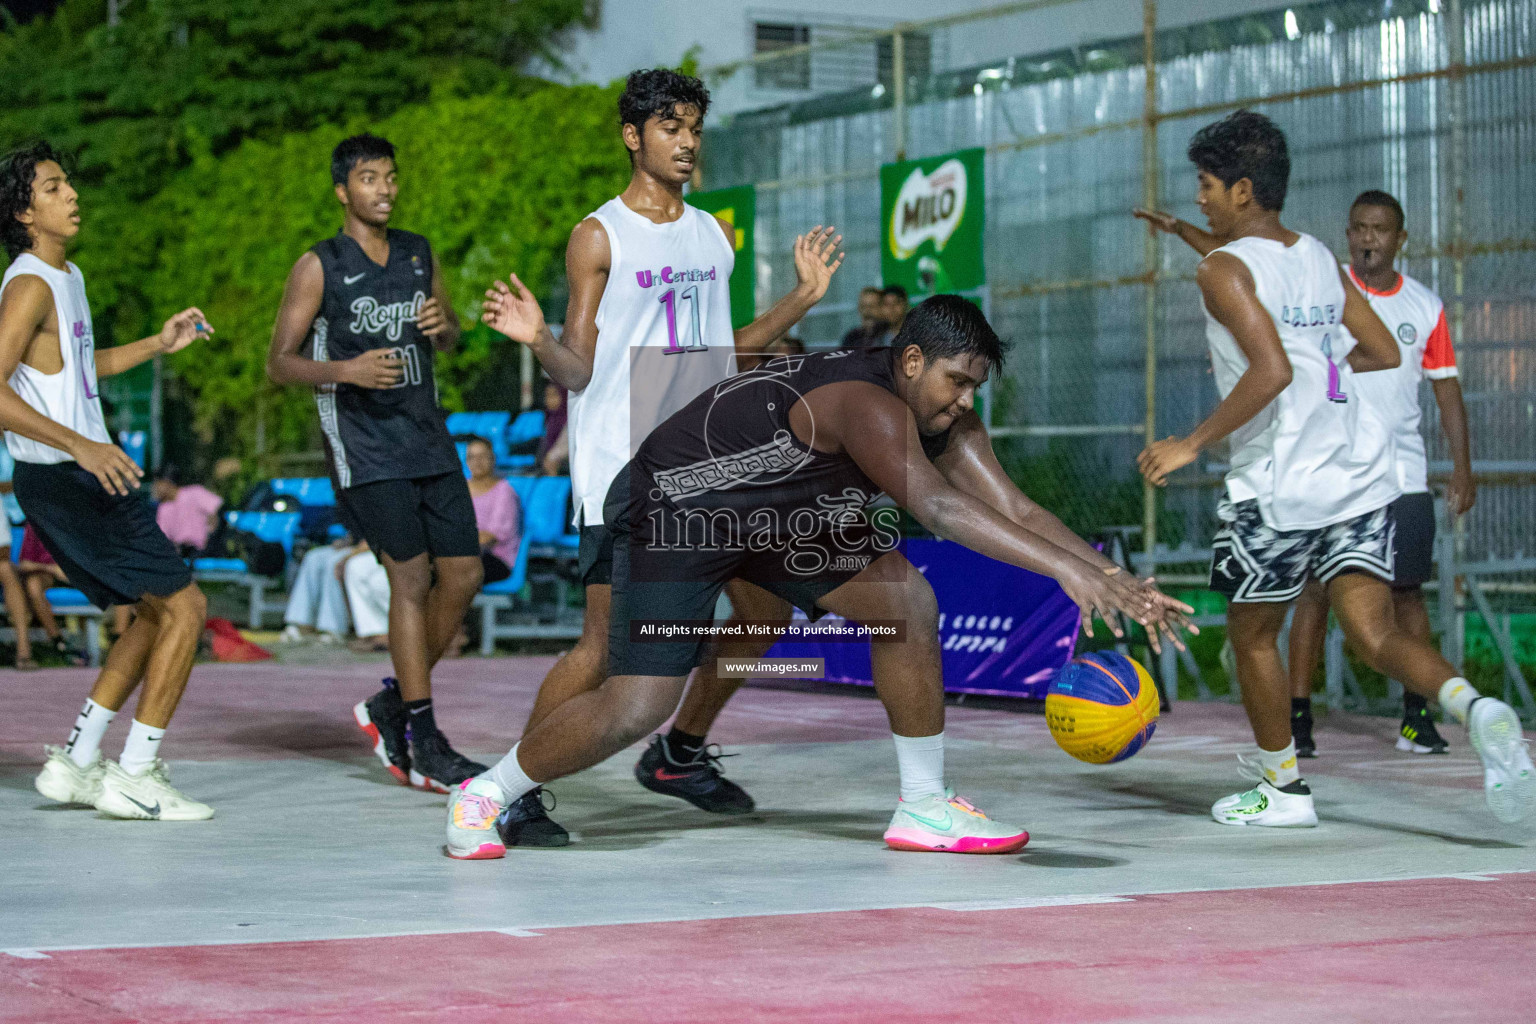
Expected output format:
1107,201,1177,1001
525,477,572,544
9,525,22,560
508,410,545,445
117,430,147,470
507,475,537,508
271,477,336,507
44,587,97,609
192,557,248,573
444,411,479,436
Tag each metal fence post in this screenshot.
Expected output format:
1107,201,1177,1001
892,28,907,161
1141,0,1160,570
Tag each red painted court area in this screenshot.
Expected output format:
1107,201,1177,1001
4,874,1532,1023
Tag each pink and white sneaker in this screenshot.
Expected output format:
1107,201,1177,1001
883,789,1029,854
444,777,507,860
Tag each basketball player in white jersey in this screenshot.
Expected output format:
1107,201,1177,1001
1135,190,1477,758
1138,111,1531,826
477,69,843,846
0,143,216,821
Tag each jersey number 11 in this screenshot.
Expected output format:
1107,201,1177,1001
660,286,708,354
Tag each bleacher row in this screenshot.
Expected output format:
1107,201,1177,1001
202,409,580,651
3,415,581,666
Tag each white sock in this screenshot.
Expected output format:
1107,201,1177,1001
1256,741,1300,789
119,720,165,776
892,732,946,802
66,699,117,768
483,743,538,803
1438,677,1478,724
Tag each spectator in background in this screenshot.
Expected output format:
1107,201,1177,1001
839,286,887,349
880,284,910,337
152,464,224,557
0,446,36,669
465,437,521,585
281,537,356,645
536,381,568,476
15,523,85,665
210,456,245,505
342,542,391,653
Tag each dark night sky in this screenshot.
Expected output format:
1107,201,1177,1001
2,0,66,24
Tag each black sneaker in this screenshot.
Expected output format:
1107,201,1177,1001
353,679,410,785
1397,704,1450,754
634,735,754,814
495,787,570,848
409,731,488,793
1292,706,1317,759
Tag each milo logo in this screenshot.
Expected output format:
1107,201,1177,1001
889,158,968,261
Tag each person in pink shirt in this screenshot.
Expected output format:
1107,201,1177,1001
152,465,223,555
465,437,520,583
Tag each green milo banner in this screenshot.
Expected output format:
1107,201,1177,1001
880,147,985,296
687,184,756,329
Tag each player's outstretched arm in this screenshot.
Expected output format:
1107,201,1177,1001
1133,208,1224,257
934,412,1196,651
96,307,213,377
266,252,403,389
415,252,460,353
1138,252,1293,487
1338,265,1400,372
816,382,1157,639
732,224,843,354
482,218,604,392
0,275,142,495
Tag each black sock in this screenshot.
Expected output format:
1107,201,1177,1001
1291,697,1313,720
404,698,438,740
1403,690,1429,716
664,727,707,762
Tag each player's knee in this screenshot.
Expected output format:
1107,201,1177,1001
387,560,433,603
902,573,940,632
607,695,671,749
161,585,207,631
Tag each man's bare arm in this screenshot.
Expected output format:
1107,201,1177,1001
812,382,1155,636
1432,376,1476,516
0,276,142,494
1138,252,1295,486
97,307,212,377
1338,265,1400,372
1133,208,1224,257
266,252,402,389
482,218,606,392
731,222,842,354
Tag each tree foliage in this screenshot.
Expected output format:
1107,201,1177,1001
143,82,629,462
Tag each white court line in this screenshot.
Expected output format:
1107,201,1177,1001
7,868,1531,956
3,949,50,959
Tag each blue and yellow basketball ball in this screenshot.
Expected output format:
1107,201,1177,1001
1045,651,1160,764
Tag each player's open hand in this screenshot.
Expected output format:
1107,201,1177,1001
1061,563,1158,644
157,308,213,354
481,274,547,345
72,438,143,497
415,297,451,338
1138,435,1198,487
1135,576,1199,653
1133,208,1179,234
792,225,845,303
343,348,404,389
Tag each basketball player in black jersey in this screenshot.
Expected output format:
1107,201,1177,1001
267,134,485,793
445,295,1194,858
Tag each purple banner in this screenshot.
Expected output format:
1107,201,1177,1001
765,537,1080,698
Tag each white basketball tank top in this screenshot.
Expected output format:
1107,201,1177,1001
1203,233,1399,530
568,197,737,526
1,254,111,465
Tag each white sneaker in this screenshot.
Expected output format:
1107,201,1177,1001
35,746,105,806
883,789,1029,854
279,624,305,643
95,759,214,821
317,631,344,645
1467,698,1535,823
1211,779,1318,827
444,777,507,860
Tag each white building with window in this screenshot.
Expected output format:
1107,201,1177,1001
549,1,1306,116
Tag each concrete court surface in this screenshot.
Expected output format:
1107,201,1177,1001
2,656,1533,1023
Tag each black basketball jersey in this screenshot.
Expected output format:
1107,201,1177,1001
308,229,458,489
614,347,952,535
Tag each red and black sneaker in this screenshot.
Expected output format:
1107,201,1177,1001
634,735,754,814
353,679,411,785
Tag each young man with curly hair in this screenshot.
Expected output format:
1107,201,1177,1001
0,143,215,820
